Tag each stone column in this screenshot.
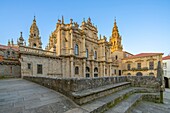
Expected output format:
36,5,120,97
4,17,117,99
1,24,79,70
70,57,74,77
82,59,86,77
70,30,74,55
82,35,86,57
103,62,105,77
91,61,94,77
109,63,112,76
57,30,61,55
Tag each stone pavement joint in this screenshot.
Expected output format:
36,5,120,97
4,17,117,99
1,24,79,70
0,79,78,113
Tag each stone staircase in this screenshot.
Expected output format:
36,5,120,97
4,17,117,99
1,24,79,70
65,82,160,113
23,76,161,113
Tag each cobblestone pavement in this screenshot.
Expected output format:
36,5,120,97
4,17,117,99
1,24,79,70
131,88,170,113
0,79,79,113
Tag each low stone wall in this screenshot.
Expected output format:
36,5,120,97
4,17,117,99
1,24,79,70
126,76,160,90
23,75,160,98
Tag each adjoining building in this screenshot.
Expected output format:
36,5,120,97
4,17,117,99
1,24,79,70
163,55,170,88
0,43,21,77
122,53,163,76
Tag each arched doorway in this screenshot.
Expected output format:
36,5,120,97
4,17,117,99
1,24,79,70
136,72,143,76
164,77,169,88
86,67,90,78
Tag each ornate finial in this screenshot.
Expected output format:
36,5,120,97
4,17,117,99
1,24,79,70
88,17,91,22
11,38,13,45
83,18,85,22
114,17,116,23
62,15,64,24
70,18,73,24
20,32,22,37
33,16,36,22
99,34,101,39
8,39,10,45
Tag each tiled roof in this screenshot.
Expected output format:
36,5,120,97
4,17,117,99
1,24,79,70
0,44,18,51
123,53,163,60
163,55,170,60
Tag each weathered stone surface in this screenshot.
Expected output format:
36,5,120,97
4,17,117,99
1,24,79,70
0,79,77,113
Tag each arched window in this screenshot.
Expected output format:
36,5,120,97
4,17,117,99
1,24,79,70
127,64,131,70
94,67,98,72
136,72,143,76
86,67,90,72
94,51,97,60
75,66,79,74
33,43,36,48
86,67,90,77
86,49,88,58
94,67,98,77
74,44,79,55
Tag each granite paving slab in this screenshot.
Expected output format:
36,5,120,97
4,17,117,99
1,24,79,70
0,79,78,113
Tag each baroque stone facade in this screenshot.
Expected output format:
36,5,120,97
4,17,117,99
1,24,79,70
20,17,116,78
1,16,163,78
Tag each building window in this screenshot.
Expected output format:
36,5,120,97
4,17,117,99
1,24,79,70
127,64,131,70
86,67,90,77
28,63,31,69
149,62,154,70
12,51,15,55
114,69,116,74
164,70,167,75
137,63,141,69
33,43,36,48
37,64,43,74
94,67,98,77
94,51,97,60
7,51,10,55
74,44,79,55
86,49,88,58
163,63,167,68
105,69,107,75
115,55,118,60
105,52,107,60
75,66,79,74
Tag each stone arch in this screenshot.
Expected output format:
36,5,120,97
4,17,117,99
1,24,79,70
127,73,131,75
136,72,143,76
149,72,154,76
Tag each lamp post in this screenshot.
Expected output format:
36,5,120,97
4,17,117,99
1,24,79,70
157,61,164,103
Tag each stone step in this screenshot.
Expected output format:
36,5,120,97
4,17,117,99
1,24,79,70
80,87,141,113
105,93,142,113
72,82,131,105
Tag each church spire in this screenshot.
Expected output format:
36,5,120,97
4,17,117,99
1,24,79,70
28,16,42,48
110,18,123,52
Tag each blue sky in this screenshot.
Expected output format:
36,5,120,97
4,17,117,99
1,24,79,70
0,0,170,55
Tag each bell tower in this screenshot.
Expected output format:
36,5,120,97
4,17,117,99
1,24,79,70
110,18,123,52
28,16,42,48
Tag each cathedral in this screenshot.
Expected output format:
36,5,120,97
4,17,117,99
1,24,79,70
18,16,128,78
0,16,163,78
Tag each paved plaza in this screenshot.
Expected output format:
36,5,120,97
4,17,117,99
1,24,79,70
0,79,170,113
0,79,81,113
